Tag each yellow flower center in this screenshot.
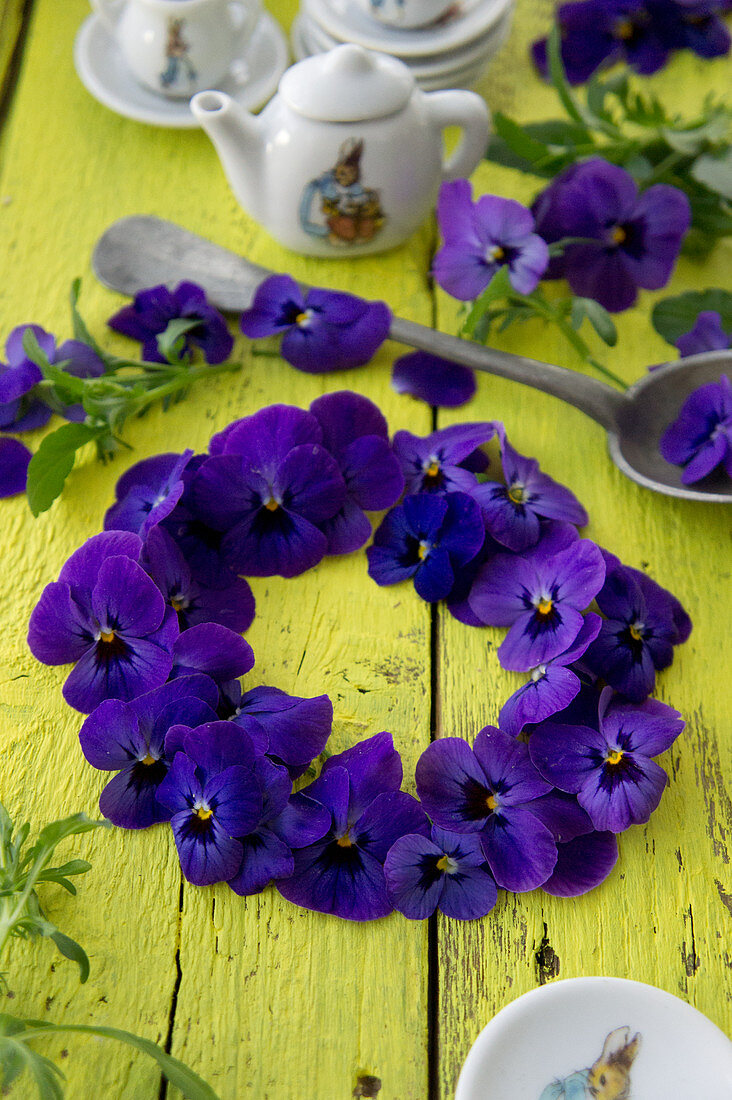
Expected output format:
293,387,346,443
486,793,498,812
629,623,644,641
425,460,441,478
615,18,634,38
418,540,430,561
141,753,156,766
611,225,627,245
264,497,280,512
170,596,186,612
508,484,525,504
295,311,310,326
100,630,116,643
537,598,553,616
486,244,505,263
606,749,624,766
336,833,353,848
195,807,213,820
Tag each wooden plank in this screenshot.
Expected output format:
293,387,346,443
0,0,27,107
435,2,732,1095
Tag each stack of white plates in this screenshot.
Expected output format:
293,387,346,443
291,0,515,90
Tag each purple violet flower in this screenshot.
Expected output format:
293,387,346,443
240,275,391,373
542,832,619,896
0,438,32,497
108,282,233,364
367,492,485,603
192,404,347,578
415,728,557,892
499,612,603,735
309,391,404,555
532,158,691,312
277,732,428,921
433,180,549,301
470,429,588,552
391,351,477,408
104,451,194,538
392,422,496,495
676,311,732,358
156,721,263,886
78,674,219,828
0,325,105,431
583,550,692,701
220,682,332,779
659,373,732,483
384,825,498,920
27,532,179,714
529,687,685,833
468,539,606,671
169,622,255,688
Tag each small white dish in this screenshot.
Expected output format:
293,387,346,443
303,0,514,58
455,977,732,1100
74,11,288,128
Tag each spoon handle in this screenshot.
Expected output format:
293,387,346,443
93,215,625,431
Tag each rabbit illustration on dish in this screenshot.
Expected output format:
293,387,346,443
539,1027,641,1100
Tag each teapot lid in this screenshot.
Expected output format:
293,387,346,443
279,44,414,122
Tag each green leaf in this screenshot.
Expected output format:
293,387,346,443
156,318,200,363
523,119,590,146
47,933,89,984
691,148,732,201
25,424,100,516
493,112,550,162
651,288,732,345
69,280,109,365
570,297,618,346
462,266,513,339
546,25,589,128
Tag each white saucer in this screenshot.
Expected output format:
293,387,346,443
73,12,288,128
303,0,515,58
455,977,732,1100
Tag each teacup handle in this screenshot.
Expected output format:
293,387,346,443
427,91,491,181
227,0,261,53
90,0,124,33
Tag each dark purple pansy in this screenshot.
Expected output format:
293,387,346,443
391,351,477,408
468,539,606,671
143,526,255,634
27,531,179,714
220,682,332,779
529,687,684,833
192,404,347,578
367,491,485,603
78,675,219,828
240,275,391,374
675,311,732,358
0,325,105,431
433,180,549,301
0,438,32,497
276,732,428,921
160,455,237,591
583,550,691,701
309,391,404,555
384,825,498,920
470,429,588,552
542,832,619,896
499,612,602,736
108,282,233,364
415,727,557,892
156,721,263,886
104,451,194,538
532,158,691,312
169,622,255,687
656,0,731,59
659,373,732,483
392,422,495,495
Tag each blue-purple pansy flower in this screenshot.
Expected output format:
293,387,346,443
532,158,691,312
392,421,496,495
415,727,557,892
0,438,32,497
499,612,603,736
367,491,485,603
142,526,255,635
309,391,404,555
27,531,179,714
675,311,732,358
104,451,195,538
384,825,498,920
529,687,685,833
433,180,549,301
0,325,105,431
169,622,255,688
220,682,333,780
468,539,606,671
470,429,588,552
520,787,618,896
78,674,219,829
192,404,347,578
108,282,234,364
583,550,692,701
276,732,428,921
659,373,732,484
239,274,391,374
156,720,264,887
160,455,237,592
391,350,477,409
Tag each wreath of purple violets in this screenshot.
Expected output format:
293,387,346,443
27,352,692,921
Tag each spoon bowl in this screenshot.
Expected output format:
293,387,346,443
92,215,732,504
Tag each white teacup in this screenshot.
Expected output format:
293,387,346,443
91,0,261,98
359,0,456,29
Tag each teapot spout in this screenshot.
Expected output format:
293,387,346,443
190,90,266,225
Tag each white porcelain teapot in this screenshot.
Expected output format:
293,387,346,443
190,45,490,257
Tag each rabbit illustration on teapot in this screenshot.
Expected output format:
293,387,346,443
539,1027,641,1100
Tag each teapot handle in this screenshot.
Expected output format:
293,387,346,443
427,91,491,181
90,0,124,32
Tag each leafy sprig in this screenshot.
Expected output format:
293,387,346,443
486,28,732,256
0,802,219,1100
652,287,732,345
22,282,240,517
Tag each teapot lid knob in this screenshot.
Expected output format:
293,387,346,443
279,44,414,123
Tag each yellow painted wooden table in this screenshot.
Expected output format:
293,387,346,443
0,1,730,1097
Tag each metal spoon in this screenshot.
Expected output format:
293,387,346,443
92,215,732,504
